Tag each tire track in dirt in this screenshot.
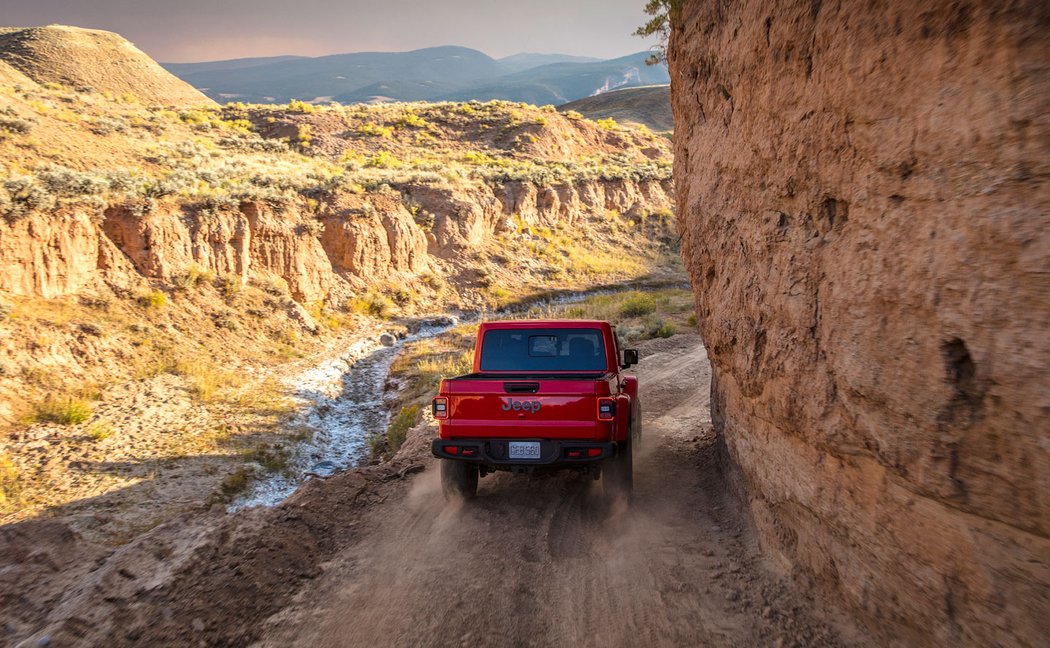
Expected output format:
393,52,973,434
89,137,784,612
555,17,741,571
251,335,864,648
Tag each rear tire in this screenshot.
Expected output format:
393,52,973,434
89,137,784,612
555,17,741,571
603,438,633,500
441,459,479,501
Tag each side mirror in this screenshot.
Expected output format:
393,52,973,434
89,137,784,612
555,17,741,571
621,349,638,369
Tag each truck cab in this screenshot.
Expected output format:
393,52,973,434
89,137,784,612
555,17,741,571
431,320,640,500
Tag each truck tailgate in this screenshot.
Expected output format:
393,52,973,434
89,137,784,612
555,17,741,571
446,378,599,440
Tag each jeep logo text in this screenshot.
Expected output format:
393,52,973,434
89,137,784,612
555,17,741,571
502,398,541,413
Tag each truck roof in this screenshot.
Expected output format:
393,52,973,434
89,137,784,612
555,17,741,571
479,319,611,328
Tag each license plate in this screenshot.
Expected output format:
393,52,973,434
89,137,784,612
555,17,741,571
508,441,541,460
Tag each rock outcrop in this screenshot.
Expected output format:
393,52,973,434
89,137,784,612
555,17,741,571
0,210,134,298
669,1,1049,645
0,176,673,303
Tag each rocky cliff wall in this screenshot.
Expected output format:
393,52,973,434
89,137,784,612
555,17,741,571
0,177,673,303
669,1,1049,645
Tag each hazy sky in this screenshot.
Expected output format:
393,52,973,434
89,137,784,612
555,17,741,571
3,0,659,62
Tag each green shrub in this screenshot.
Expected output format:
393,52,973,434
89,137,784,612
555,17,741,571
219,468,250,498
218,274,242,299
365,151,402,169
0,117,32,134
136,289,167,309
287,99,315,114
247,444,289,473
296,124,313,148
349,291,395,318
34,397,93,425
357,123,393,138
386,405,420,454
175,265,215,290
620,294,657,317
648,319,676,338
87,420,113,440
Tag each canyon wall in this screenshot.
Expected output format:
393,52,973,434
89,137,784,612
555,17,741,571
669,1,1048,645
0,178,672,302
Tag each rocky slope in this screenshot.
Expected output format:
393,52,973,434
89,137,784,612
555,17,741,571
669,0,1049,645
0,26,214,106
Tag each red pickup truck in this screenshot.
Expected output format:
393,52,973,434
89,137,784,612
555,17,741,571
430,320,640,500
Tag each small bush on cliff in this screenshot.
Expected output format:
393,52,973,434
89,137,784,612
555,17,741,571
136,289,167,309
218,274,243,300
357,123,393,138
2,176,56,220
287,99,316,114
348,292,395,318
0,117,32,135
174,265,215,290
89,116,129,135
395,113,433,130
296,124,313,149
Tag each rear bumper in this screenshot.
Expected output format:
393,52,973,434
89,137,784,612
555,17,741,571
432,438,616,466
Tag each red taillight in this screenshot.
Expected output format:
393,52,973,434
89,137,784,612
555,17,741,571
461,448,477,457
567,450,582,458
597,397,616,420
432,397,448,419
443,445,459,455
587,448,602,457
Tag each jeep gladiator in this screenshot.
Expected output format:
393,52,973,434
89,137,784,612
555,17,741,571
430,320,640,500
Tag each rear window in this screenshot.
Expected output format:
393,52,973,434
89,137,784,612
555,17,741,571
479,327,607,372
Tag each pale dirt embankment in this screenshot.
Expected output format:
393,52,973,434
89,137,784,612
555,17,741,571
2,335,865,647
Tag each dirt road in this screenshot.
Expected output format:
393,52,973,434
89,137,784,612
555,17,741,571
4,335,862,647
252,335,858,648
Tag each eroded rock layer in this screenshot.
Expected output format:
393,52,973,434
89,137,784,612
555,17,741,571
0,178,673,303
669,1,1049,645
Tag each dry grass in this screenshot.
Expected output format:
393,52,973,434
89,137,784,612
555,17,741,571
368,404,421,460
172,359,238,402
388,324,477,414
33,396,93,425
0,452,20,511
1,82,671,225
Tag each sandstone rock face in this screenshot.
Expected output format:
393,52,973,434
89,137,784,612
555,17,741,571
241,202,332,304
405,179,673,253
669,1,1049,645
0,211,111,298
101,206,251,282
0,176,673,303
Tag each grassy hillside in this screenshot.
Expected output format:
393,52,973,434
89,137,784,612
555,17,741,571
0,25,213,107
559,84,673,132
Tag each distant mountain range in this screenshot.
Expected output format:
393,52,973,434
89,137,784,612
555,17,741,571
161,47,668,105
